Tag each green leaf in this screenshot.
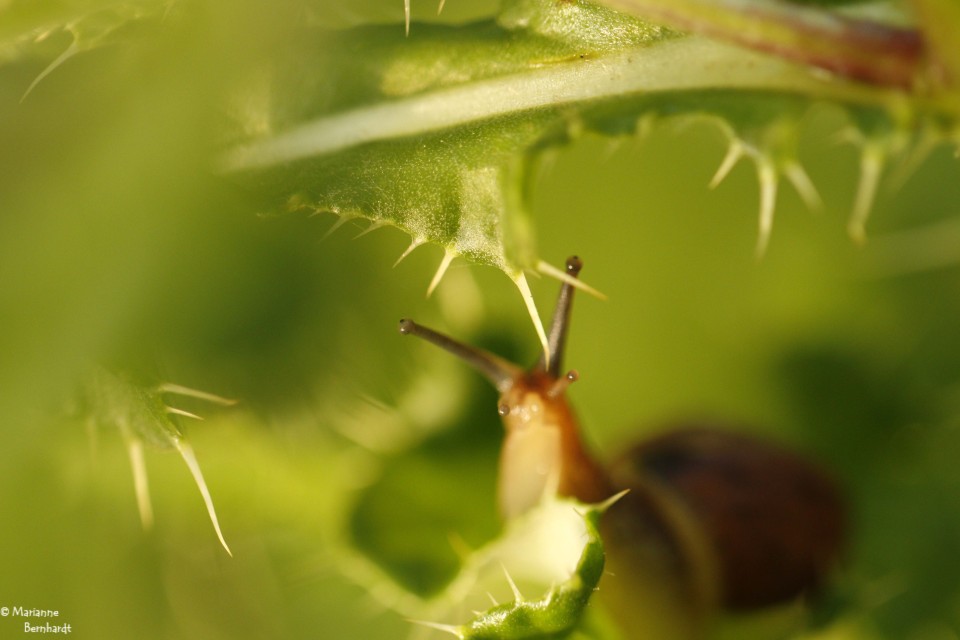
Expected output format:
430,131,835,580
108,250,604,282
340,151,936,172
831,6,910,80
221,0,957,350
83,368,235,556
0,0,166,101
413,496,617,640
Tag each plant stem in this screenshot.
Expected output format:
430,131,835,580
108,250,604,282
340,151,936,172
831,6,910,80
221,38,883,172
597,0,926,88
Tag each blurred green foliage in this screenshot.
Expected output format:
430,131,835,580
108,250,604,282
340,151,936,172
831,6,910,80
1,1,960,639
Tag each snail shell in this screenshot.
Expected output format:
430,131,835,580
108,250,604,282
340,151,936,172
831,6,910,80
609,424,845,611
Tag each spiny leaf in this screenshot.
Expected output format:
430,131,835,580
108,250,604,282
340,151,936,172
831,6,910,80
0,1,165,73
222,0,959,330
83,368,234,555
420,496,619,640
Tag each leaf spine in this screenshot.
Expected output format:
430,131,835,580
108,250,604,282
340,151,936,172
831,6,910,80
21,37,79,102
165,406,204,421
536,260,607,300
783,160,822,211
755,157,779,258
322,214,353,240
427,249,456,297
354,219,387,239
512,271,551,368
159,383,237,406
849,142,885,244
408,619,463,638
501,563,524,603
710,140,745,189
175,440,232,557
393,237,425,267
126,438,153,529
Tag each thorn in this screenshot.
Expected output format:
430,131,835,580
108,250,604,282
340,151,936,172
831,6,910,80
501,563,524,602
165,406,205,421
783,161,822,211
755,158,779,259
408,620,463,638
888,128,938,190
21,38,79,102
404,0,411,36
513,272,550,369
322,214,352,240
159,383,238,406
849,144,885,245
174,440,232,557
487,592,499,606
709,141,744,189
535,260,608,301
126,438,154,530
354,220,386,239
426,249,456,297
393,237,424,268
437,0,446,14
596,489,631,514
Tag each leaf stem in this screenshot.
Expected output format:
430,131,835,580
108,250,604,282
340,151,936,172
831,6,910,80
221,38,883,173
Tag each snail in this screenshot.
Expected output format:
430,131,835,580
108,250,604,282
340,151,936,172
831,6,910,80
399,256,845,638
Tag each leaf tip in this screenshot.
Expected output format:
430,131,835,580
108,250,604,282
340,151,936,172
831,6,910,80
126,438,154,530
754,158,779,259
393,237,425,268
536,260,607,301
501,563,524,603
175,440,232,557
322,214,353,241
408,619,463,638
426,249,456,297
354,220,387,239
596,489,631,514
784,161,822,212
512,272,550,368
710,140,744,189
159,383,238,407
165,406,205,421
849,144,886,246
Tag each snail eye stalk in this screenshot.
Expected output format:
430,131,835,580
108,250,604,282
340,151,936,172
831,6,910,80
398,318,522,392
538,255,583,378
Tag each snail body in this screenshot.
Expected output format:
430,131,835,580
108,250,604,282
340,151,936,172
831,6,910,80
399,256,845,635
399,257,612,520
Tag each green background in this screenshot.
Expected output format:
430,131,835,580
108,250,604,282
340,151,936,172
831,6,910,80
1,0,959,638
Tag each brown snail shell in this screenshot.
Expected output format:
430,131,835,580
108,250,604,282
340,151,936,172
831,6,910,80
608,424,846,612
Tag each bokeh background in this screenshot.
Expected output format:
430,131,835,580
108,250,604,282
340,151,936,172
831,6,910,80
1,0,959,638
